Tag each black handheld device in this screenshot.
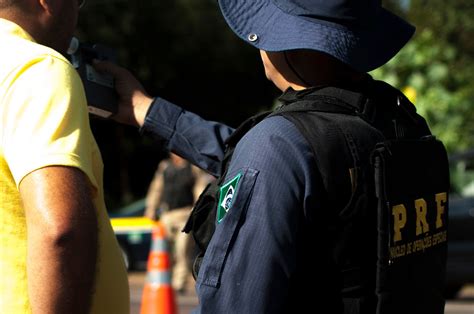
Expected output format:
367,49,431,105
67,37,118,118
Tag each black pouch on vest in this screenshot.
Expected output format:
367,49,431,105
372,136,450,314
182,182,219,279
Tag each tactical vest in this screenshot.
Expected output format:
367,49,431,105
162,163,195,210
183,79,450,314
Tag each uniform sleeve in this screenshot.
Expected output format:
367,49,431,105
2,55,99,190
193,116,318,313
140,97,235,177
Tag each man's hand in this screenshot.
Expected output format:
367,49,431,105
20,166,98,314
93,60,154,127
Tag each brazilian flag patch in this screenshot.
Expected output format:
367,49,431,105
217,173,242,223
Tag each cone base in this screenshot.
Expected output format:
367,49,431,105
140,285,177,314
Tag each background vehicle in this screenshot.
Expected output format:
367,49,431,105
110,198,152,271
445,149,474,298
446,195,474,297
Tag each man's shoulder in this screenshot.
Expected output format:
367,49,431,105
232,114,312,168
241,115,299,145
18,45,74,77
0,19,70,66
1,37,74,82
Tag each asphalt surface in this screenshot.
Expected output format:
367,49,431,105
129,271,197,314
129,272,474,314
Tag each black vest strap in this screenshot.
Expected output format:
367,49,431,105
274,86,364,116
224,110,272,147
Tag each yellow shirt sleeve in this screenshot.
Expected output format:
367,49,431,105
2,54,99,190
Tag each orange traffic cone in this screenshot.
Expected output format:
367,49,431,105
140,221,177,314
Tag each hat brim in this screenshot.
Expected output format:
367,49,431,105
218,0,415,72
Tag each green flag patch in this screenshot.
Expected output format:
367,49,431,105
217,173,242,223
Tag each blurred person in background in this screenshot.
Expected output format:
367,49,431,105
95,0,449,313
144,152,210,294
0,0,129,313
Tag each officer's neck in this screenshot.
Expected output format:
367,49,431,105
278,52,367,91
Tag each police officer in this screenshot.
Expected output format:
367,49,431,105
95,1,449,313
144,152,207,293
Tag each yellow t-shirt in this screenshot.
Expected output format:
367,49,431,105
0,19,130,313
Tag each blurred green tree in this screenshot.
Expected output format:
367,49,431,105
373,0,474,195
372,0,474,153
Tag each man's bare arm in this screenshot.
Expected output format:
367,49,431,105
20,166,98,314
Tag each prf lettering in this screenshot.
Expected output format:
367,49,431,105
392,192,447,243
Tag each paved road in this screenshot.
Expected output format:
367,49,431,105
129,272,474,314
445,285,474,314
129,272,197,314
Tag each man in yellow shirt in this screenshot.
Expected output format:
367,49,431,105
0,0,129,313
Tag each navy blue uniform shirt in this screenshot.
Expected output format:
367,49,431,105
141,97,318,313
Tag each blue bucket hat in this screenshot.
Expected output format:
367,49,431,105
218,0,415,73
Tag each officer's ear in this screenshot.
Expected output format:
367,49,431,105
37,0,58,15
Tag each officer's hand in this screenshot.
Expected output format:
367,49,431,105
92,60,153,127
